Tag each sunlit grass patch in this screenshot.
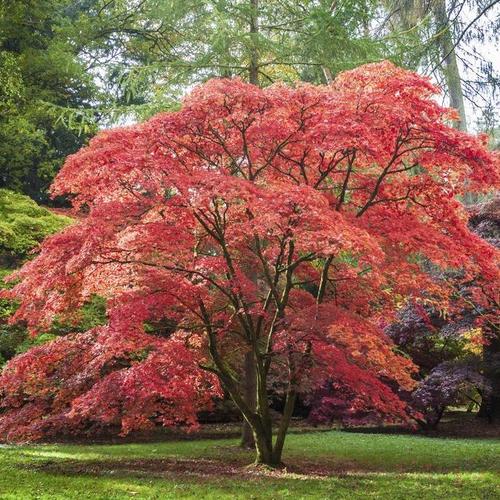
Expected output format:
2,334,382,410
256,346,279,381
0,431,498,499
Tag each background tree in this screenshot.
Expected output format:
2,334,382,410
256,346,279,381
379,0,500,131
0,0,389,203
0,0,102,201
3,0,497,204
385,193,500,427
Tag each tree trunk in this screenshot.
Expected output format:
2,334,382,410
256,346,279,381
248,0,259,85
240,0,260,449
271,390,296,465
247,385,296,467
322,66,333,84
479,331,500,422
253,427,274,465
235,366,297,466
249,408,295,467
433,0,467,131
240,350,257,448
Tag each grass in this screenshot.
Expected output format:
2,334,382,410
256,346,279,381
0,430,498,499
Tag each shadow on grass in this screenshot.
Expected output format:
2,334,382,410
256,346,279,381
32,412,500,447
7,458,499,500
342,417,500,440
19,452,497,481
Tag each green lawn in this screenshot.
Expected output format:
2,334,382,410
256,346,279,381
0,431,498,499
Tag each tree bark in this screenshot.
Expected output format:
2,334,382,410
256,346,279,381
249,0,259,85
240,350,257,448
237,349,297,465
272,390,296,464
433,0,467,131
322,66,333,84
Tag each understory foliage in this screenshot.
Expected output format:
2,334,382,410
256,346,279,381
387,195,500,428
1,62,498,465
388,303,490,428
0,189,71,264
467,196,500,420
0,190,72,367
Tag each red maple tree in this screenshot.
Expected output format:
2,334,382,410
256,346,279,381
1,61,498,465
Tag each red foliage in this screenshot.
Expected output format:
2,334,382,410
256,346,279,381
0,322,219,441
1,61,498,441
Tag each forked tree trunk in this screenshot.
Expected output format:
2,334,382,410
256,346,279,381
248,410,296,466
240,385,297,467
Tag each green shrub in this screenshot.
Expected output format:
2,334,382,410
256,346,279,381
0,188,71,263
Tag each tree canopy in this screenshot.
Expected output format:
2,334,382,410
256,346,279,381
1,62,498,465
